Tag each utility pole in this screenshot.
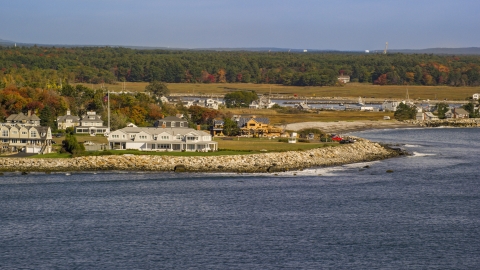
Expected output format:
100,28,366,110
383,42,388,54
107,88,111,134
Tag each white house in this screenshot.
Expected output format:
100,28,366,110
382,101,403,112
337,75,350,84
108,126,218,152
473,93,479,100
417,112,439,121
75,111,110,135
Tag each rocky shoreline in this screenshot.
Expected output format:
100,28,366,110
0,138,402,173
404,118,480,128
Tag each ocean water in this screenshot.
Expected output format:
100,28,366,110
1,128,479,269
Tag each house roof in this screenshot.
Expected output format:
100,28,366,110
57,114,81,122
160,116,185,122
454,108,469,115
116,127,211,137
6,112,41,122
236,117,269,128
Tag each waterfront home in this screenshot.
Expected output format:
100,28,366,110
417,112,439,121
57,110,80,130
5,111,40,126
445,108,470,119
0,124,52,154
473,93,479,100
154,116,189,128
382,101,403,112
235,116,282,137
75,111,110,135
108,126,218,152
210,119,225,136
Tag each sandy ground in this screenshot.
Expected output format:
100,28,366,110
285,120,417,134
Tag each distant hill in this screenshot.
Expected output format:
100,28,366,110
391,47,480,55
1,38,480,55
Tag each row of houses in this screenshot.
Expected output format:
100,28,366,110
57,110,110,135
0,112,53,154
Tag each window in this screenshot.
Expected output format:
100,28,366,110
171,122,175,127
139,135,147,139
187,136,197,141
158,144,170,149
180,122,184,127
161,135,169,140
30,131,37,137
1,130,8,137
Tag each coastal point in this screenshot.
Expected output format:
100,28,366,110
0,139,399,173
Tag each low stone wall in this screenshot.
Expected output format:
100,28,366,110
405,118,480,128
0,139,400,173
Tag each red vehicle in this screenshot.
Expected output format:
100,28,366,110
331,135,343,141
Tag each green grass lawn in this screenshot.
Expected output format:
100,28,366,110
32,138,337,158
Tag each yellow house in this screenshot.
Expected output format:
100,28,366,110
236,117,282,137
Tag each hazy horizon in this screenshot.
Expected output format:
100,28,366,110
2,0,479,51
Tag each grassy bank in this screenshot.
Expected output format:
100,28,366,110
86,82,479,101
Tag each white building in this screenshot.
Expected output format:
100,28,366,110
382,101,403,112
249,96,276,109
185,98,223,110
473,93,479,100
75,111,110,135
108,126,218,152
337,75,350,84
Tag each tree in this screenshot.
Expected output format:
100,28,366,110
435,103,449,119
145,81,170,100
394,102,417,120
462,102,478,118
62,134,85,156
39,106,56,131
224,91,258,108
222,118,240,136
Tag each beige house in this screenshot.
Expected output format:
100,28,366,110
57,110,80,130
0,124,52,154
5,111,40,126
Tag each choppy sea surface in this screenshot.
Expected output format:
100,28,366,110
1,128,479,269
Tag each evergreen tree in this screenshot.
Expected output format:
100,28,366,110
394,103,417,120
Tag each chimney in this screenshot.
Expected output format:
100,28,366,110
197,125,201,131
162,123,166,128
28,110,31,117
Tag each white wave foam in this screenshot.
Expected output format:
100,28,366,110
410,152,436,157
404,144,422,148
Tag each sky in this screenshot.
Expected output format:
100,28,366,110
1,0,479,51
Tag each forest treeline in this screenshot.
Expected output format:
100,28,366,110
1,46,480,89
